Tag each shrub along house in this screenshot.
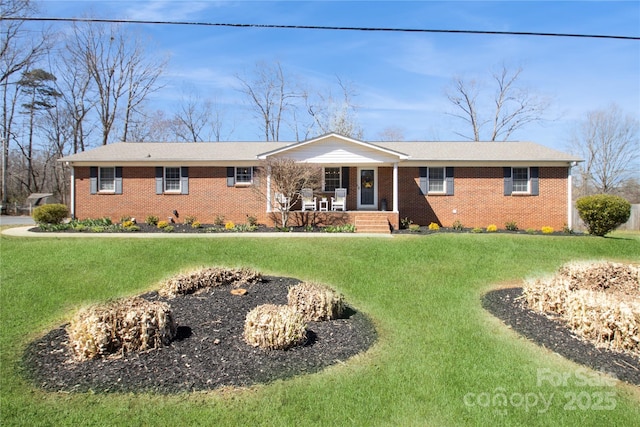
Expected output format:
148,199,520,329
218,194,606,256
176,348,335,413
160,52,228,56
59,133,582,233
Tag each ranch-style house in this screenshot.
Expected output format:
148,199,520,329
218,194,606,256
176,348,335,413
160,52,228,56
59,133,582,233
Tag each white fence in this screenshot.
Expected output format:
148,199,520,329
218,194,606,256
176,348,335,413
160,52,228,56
572,204,639,231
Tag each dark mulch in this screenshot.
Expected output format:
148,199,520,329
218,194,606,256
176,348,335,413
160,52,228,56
21,276,377,394
482,287,640,386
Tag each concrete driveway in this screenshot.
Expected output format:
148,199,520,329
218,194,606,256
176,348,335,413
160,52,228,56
0,216,35,226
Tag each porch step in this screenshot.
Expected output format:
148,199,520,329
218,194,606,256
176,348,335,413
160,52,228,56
355,215,391,234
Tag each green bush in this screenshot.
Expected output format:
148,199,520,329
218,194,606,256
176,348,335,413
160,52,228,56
576,194,631,236
32,203,69,224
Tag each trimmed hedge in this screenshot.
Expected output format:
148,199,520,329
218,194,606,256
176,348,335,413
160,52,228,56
32,203,69,224
576,194,631,236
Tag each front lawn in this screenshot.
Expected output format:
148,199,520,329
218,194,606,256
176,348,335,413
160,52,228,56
1,232,639,426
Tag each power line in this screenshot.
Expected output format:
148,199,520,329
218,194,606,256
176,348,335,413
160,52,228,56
4,16,639,41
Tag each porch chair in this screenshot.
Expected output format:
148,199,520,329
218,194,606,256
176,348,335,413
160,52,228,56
274,192,289,211
331,188,347,211
300,188,317,211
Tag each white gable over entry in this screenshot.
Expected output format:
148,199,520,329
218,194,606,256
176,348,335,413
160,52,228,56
257,133,409,164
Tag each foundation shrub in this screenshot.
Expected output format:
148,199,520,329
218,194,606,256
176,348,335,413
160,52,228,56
32,203,69,224
428,222,440,231
243,304,307,350
486,224,498,232
191,221,201,229
576,194,631,236
214,215,225,226
541,226,554,234
225,221,235,230
287,282,345,321
145,215,159,226
522,261,640,356
505,221,518,231
66,297,176,360
159,267,263,298
157,220,169,229
409,223,421,232
183,216,197,225
452,220,464,231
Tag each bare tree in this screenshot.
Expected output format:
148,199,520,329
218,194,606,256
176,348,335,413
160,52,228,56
305,76,363,139
172,89,215,142
570,104,639,197
256,157,322,227
1,0,49,209
376,126,406,142
446,64,550,141
66,21,165,145
237,61,302,141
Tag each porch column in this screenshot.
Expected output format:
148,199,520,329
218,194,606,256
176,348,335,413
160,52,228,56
69,164,75,219
266,169,272,213
567,162,574,229
392,162,399,212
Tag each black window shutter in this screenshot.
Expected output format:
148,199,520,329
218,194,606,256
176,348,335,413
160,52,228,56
155,167,163,194
503,167,512,196
445,167,454,196
252,166,259,186
180,167,189,194
115,167,123,194
227,167,235,187
341,167,349,193
419,167,428,195
90,167,98,194
530,167,539,196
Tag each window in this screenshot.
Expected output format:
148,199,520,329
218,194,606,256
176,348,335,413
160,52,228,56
419,167,454,195
324,167,341,192
235,167,253,184
512,167,529,193
428,167,445,193
504,167,539,196
164,167,181,192
99,167,115,192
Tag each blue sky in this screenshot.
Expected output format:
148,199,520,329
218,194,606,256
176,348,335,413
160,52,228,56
37,0,639,151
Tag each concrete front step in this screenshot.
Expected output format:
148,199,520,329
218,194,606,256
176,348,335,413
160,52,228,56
355,216,391,234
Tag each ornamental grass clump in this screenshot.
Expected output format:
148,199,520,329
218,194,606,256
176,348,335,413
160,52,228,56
243,304,307,350
522,261,640,356
159,267,263,298
287,282,345,321
66,297,176,360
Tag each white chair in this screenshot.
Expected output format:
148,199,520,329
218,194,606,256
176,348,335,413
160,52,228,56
274,192,289,211
331,188,347,211
300,188,317,211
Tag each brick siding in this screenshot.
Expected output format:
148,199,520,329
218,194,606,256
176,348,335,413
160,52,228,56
73,165,570,230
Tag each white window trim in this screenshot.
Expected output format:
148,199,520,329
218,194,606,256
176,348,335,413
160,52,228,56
512,167,530,194
323,167,341,192
164,167,181,193
427,167,446,195
235,166,253,186
98,167,115,193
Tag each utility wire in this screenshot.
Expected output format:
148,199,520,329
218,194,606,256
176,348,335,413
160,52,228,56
3,17,639,41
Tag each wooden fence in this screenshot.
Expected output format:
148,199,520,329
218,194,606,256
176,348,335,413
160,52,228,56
572,204,639,231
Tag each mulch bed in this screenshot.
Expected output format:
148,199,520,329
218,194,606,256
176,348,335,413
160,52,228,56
482,287,640,386
21,276,377,394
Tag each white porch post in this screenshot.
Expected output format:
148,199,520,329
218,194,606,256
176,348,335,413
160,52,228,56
392,162,399,212
266,168,272,213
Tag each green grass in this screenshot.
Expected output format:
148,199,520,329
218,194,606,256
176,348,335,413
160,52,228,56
1,232,639,426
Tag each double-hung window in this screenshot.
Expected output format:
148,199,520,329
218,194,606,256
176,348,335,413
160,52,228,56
419,167,454,195
99,167,115,192
504,167,539,196
512,167,529,193
164,167,181,192
323,167,341,192
428,167,445,193
235,167,253,184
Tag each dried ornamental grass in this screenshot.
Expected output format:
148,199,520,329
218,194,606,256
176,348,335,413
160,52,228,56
66,297,176,360
159,267,263,298
243,304,307,350
522,261,640,357
287,282,345,321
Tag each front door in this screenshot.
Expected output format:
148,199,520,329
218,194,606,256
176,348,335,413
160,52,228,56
358,168,377,210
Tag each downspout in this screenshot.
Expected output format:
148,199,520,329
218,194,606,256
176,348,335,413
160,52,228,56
567,162,575,230
68,163,75,219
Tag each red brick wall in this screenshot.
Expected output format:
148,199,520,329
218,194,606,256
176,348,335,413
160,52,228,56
73,165,570,230
397,166,569,230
